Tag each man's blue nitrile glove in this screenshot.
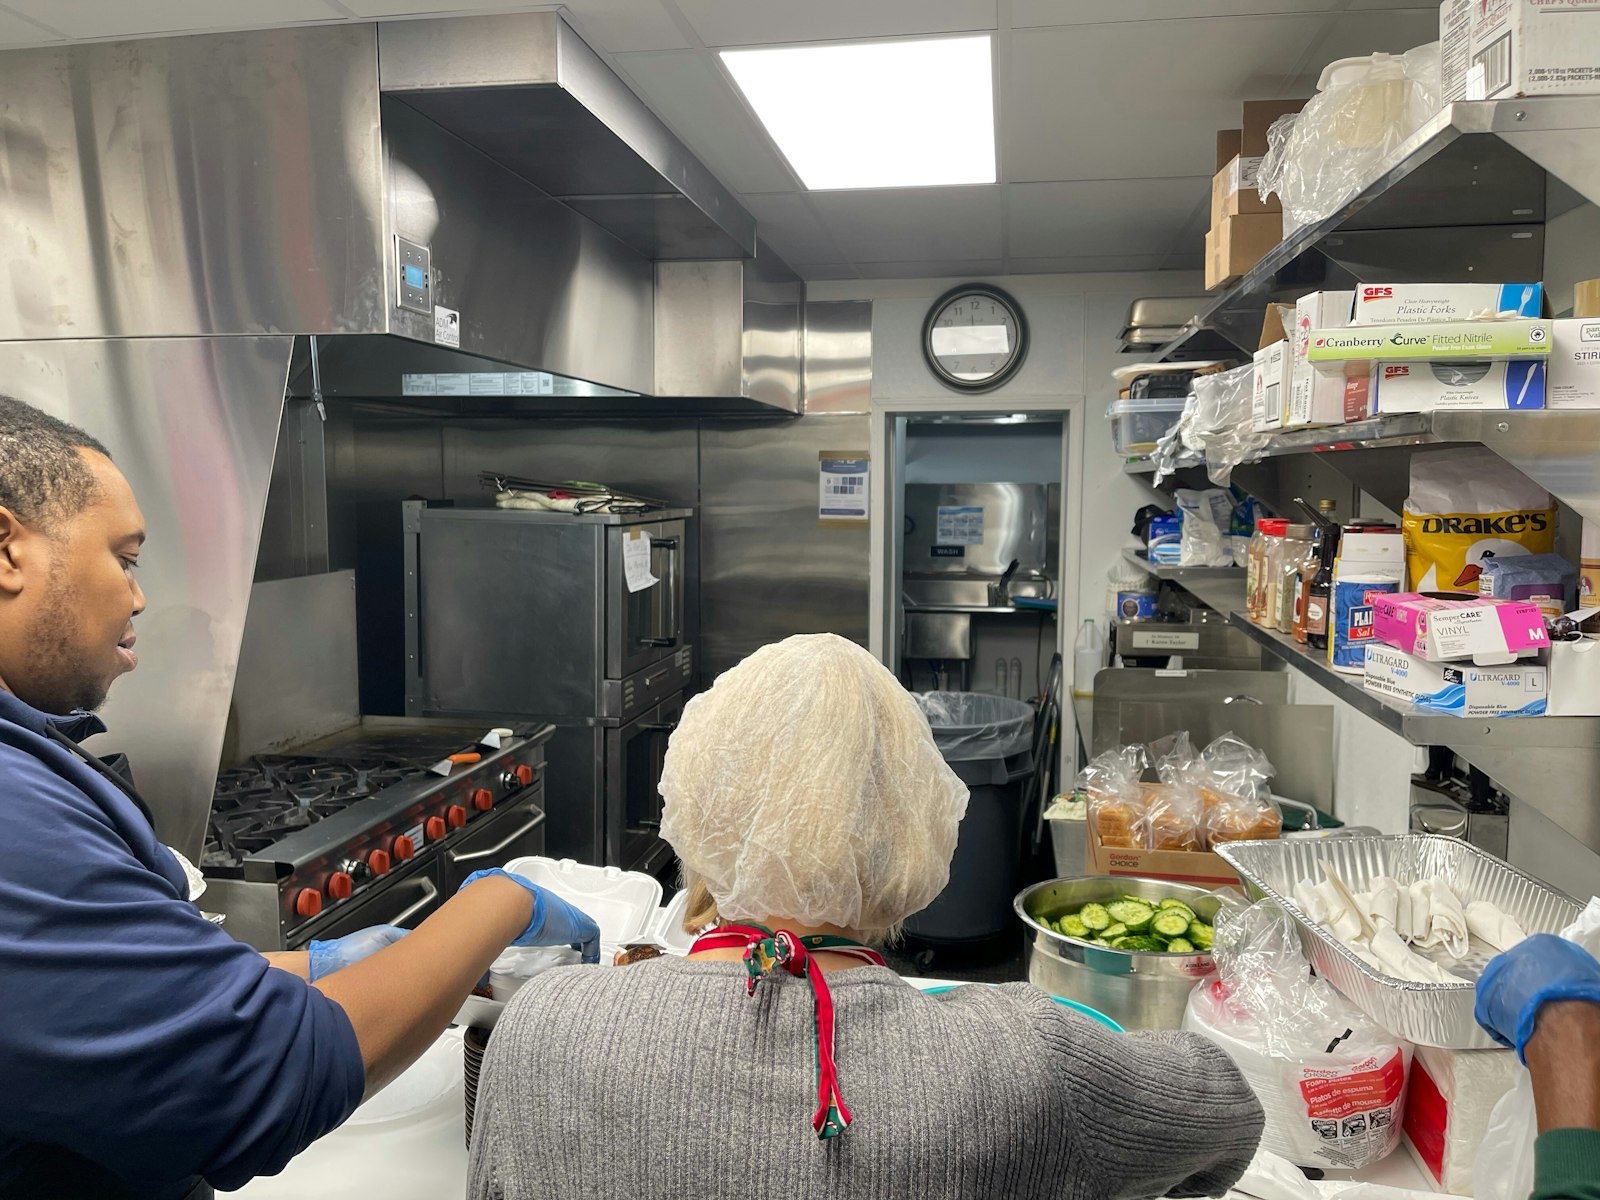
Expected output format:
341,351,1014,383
307,924,409,982
459,868,601,963
1475,933,1600,1061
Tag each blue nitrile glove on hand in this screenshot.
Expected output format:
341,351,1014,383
307,924,409,982
460,868,601,963
1475,933,1600,1061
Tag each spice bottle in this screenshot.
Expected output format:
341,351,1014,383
1277,524,1313,633
1305,534,1337,652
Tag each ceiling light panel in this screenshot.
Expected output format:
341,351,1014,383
720,35,995,191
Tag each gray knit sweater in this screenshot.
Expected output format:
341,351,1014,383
468,957,1263,1199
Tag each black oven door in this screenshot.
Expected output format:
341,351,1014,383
609,696,682,874
607,520,686,681
440,789,549,895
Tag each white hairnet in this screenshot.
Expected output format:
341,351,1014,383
658,633,969,932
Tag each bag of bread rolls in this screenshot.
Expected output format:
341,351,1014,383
1198,733,1282,845
1076,744,1149,850
1147,734,1207,852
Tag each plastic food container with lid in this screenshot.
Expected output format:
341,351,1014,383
1107,395,1189,457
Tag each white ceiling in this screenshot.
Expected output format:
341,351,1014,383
0,0,1441,280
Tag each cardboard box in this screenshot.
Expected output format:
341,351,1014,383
1350,282,1544,324
1549,317,1600,409
1241,98,1307,156
1211,155,1277,223
1374,360,1546,413
1308,319,1553,364
1206,212,1280,291
1364,643,1548,716
1344,368,1376,421
1085,821,1242,890
1442,0,1600,101
1252,341,1290,431
1285,290,1355,428
1371,593,1550,664
1547,637,1600,716
1216,128,1243,172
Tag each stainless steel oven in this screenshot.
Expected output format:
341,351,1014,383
609,521,686,680
440,786,548,894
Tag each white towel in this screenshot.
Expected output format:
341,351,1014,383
1413,879,1470,959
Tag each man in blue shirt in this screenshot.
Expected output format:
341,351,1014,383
0,397,599,1199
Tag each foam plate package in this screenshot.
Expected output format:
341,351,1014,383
452,857,676,1031
1217,835,1581,1048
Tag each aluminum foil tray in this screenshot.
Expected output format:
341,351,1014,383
1216,835,1581,1049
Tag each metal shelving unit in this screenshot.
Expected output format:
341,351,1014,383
1121,547,1247,614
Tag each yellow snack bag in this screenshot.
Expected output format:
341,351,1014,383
1402,447,1555,593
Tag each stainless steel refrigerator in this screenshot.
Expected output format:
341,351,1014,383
357,501,693,873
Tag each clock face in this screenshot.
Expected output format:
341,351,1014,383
922,285,1027,393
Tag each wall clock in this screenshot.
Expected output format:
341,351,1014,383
921,283,1028,394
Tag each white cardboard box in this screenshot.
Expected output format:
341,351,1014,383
1285,290,1355,428
1251,339,1290,431
1364,643,1548,716
1547,637,1600,716
1349,282,1543,325
1549,317,1600,409
1374,360,1547,412
1442,0,1600,101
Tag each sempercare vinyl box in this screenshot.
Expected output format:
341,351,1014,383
1364,643,1548,717
1374,360,1546,413
1350,283,1543,325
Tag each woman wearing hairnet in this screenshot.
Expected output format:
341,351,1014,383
469,634,1264,1199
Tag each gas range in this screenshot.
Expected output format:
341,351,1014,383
202,719,554,950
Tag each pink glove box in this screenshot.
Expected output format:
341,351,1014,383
1371,593,1549,665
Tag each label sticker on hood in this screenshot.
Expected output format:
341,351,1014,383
434,305,461,348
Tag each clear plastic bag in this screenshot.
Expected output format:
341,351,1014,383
1175,488,1236,567
913,691,1035,761
1258,43,1441,233
1146,733,1206,852
1186,901,1412,1171
1473,897,1600,1200
1076,744,1148,850
1153,362,1269,488
1199,732,1283,845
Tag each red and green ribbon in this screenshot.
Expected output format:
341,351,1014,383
690,922,885,1141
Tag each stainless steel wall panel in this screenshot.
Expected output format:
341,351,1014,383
0,28,386,341
0,337,291,859
698,414,871,683
804,300,873,415
382,99,655,395
324,414,445,571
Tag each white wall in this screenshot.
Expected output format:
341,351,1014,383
810,270,1205,637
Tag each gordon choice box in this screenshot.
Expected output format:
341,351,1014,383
1364,643,1548,717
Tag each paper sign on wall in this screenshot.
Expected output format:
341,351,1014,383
623,530,656,593
936,505,985,545
819,453,869,525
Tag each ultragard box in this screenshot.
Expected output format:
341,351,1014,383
1442,0,1600,101
1370,593,1550,664
1364,643,1547,716
1374,360,1546,412
1351,283,1543,325
1307,320,1552,364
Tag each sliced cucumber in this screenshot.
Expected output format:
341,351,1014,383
1165,937,1196,954
1151,909,1193,938
1058,914,1090,939
1079,902,1112,932
1111,935,1165,952
1158,899,1198,921
1187,921,1215,951
1105,899,1155,931
1101,921,1128,941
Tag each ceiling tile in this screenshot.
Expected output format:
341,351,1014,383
1006,254,1169,273
1007,14,1324,182
3,0,342,37
857,259,1006,280
797,263,862,280
809,187,1004,263
613,49,796,193
741,193,845,265
674,0,996,47
1006,177,1208,257
1014,1,1337,26
0,6,60,43
1288,8,1440,91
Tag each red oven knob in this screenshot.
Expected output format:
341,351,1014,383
327,872,354,901
392,835,416,861
294,888,323,919
446,805,468,829
424,816,447,842
515,764,535,787
367,849,392,876
472,788,494,813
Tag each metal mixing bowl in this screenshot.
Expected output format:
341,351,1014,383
1013,876,1226,1031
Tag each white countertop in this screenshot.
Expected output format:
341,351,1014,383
225,981,1442,1200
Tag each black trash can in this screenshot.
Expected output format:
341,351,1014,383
903,692,1035,949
